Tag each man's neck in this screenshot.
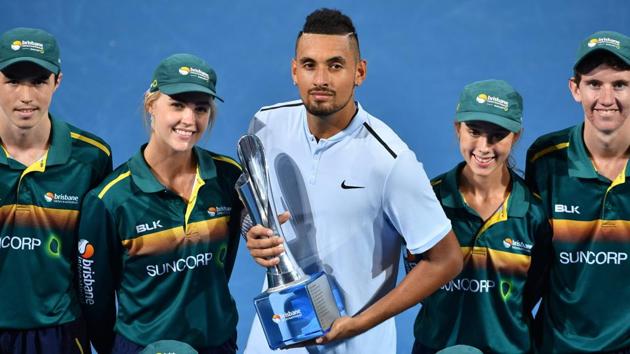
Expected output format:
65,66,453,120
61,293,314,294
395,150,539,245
0,115,52,165
583,120,630,180
583,120,630,159
306,100,358,140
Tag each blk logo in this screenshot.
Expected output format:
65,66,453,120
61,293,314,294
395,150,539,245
136,220,163,233
554,204,580,214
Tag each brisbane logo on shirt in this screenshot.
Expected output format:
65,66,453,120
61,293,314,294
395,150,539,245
502,238,533,252
44,191,79,205
78,239,95,259
77,239,96,305
207,206,231,217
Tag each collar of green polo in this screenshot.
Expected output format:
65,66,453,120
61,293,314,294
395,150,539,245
0,115,70,167
568,123,599,179
568,123,630,179
0,142,8,164
129,145,217,193
45,115,72,166
439,161,529,217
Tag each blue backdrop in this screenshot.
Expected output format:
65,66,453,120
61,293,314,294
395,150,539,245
4,1,629,352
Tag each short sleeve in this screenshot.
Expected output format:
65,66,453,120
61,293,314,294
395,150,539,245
383,150,451,254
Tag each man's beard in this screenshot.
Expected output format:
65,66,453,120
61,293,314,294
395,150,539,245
303,92,353,118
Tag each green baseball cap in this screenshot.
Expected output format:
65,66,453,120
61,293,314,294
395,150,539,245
149,53,223,101
0,27,61,74
455,79,523,133
139,340,198,354
574,30,630,68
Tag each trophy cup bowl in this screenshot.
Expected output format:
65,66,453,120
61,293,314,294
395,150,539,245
236,134,346,349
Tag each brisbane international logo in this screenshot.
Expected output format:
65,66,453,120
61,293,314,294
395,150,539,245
179,66,191,75
476,93,488,104
78,239,95,259
11,40,22,50
271,310,302,324
10,40,44,53
44,191,79,204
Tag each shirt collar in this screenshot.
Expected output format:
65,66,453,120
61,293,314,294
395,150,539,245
439,162,529,218
568,123,630,179
0,114,71,167
302,101,366,144
129,145,217,193
567,123,599,179
46,115,72,166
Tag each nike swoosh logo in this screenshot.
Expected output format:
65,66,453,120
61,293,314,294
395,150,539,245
341,180,365,189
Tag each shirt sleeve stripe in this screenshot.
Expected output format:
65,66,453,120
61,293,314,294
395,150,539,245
529,142,569,163
98,171,131,199
70,132,111,157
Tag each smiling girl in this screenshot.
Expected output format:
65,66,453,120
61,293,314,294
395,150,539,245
77,54,243,354
407,80,551,354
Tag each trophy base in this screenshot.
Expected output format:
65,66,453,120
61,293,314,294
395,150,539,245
254,271,346,349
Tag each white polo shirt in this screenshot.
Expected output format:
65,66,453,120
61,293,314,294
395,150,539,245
244,100,451,354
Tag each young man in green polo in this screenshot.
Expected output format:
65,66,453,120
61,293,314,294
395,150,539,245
0,27,112,354
526,30,630,353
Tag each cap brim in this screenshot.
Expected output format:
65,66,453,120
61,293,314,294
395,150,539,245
159,83,223,102
574,48,630,69
456,111,521,133
0,57,59,74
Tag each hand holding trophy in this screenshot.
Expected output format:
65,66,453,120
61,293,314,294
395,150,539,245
236,134,346,349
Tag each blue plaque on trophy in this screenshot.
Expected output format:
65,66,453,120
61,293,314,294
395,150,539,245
236,135,346,349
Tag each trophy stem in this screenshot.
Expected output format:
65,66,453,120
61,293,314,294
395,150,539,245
236,135,309,290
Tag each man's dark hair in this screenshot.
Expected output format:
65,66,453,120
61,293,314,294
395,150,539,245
573,50,630,84
295,8,361,59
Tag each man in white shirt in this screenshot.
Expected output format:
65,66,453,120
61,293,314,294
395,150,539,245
244,8,462,354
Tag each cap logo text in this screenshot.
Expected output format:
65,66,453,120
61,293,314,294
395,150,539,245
179,66,209,82
476,93,509,111
588,37,621,49
11,40,44,53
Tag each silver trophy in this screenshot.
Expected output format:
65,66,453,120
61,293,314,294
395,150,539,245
235,134,307,289
235,134,345,349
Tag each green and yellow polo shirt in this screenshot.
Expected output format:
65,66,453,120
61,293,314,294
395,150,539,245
0,116,112,329
77,146,242,353
407,163,551,353
526,123,630,353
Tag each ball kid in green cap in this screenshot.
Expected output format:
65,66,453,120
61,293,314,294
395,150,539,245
0,27,112,354
77,53,242,353
525,30,630,353
407,79,552,354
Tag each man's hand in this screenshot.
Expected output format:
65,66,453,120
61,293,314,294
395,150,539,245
245,212,290,267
